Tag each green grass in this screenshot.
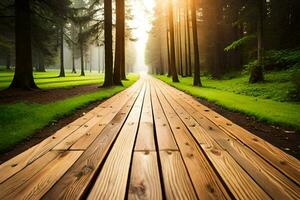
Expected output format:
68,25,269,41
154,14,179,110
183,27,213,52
176,70,296,102
156,73,300,130
0,74,139,153
0,70,105,89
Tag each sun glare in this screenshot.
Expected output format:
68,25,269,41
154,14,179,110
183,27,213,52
130,0,156,72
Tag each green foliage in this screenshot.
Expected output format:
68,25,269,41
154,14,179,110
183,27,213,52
156,73,300,130
224,34,256,52
289,68,300,101
243,49,300,73
0,74,139,153
264,49,300,70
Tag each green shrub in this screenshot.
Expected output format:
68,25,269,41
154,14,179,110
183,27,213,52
289,69,300,101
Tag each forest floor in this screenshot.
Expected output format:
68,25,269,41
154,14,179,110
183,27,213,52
0,71,139,155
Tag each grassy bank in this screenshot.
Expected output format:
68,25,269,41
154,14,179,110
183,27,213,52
0,74,139,152
156,72,300,130
0,70,105,90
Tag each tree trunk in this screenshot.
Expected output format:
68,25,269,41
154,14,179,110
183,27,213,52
250,0,264,83
113,0,124,85
72,45,76,73
59,26,65,77
103,0,114,87
168,0,179,82
6,53,11,70
191,0,202,86
184,1,189,77
178,6,183,76
98,46,101,73
186,0,192,76
37,53,46,72
79,25,85,76
166,21,171,77
9,0,38,90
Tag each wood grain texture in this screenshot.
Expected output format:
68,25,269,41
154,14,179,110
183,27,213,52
159,151,198,200
155,80,271,199
43,82,144,200
87,85,146,200
0,124,79,184
53,82,142,151
135,81,156,151
158,78,300,186
150,83,178,151
0,151,60,198
1,151,82,200
128,152,162,200
158,81,300,200
71,82,143,150
154,82,230,200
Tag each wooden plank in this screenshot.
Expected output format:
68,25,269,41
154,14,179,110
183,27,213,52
159,151,198,200
1,151,82,200
135,80,156,151
87,84,146,200
0,80,142,184
0,151,61,198
53,83,143,150
43,82,144,200
53,116,104,150
128,152,162,200
71,83,143,150
154,80,271,199
153,82,230,200
150,83,178,151
158,78,300,185
68,81,138,126
158,81,300,199
0,124,79,184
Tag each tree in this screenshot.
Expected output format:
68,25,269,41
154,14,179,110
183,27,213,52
59,25,65,77
168,0,179,82
103,0,113,87
113,0,125,85
185,0,192,76
249,0,265,83
9,0,37,89
191,0,202,86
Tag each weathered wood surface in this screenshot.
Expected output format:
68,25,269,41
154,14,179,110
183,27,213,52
0,75,299,200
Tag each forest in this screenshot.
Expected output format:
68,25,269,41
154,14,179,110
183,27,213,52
0,1,300,199
0,0,299,155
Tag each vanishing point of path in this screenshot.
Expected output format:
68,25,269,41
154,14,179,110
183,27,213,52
0,76,299,200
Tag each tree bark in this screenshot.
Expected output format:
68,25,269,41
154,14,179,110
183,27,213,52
184,1,189,77
72,45,76,73
59,26,65,77
37,52,46,72
250,0,264,83
178,6,183,76
191,0,202,86
79,25,85,76
9,0,38,90
186,0,192,76
103,0,114,87
166,19,171,77
113,0,124,85
6,53,10,70
168,0,179,82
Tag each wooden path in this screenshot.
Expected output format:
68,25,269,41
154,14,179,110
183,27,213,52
0,75,299,200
